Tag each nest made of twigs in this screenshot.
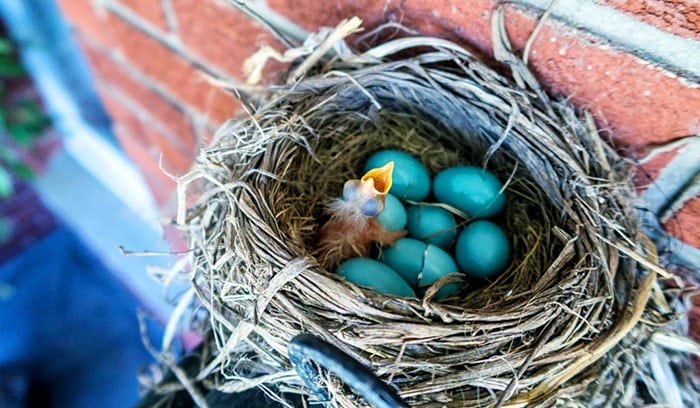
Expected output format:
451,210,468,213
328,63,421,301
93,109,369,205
163,14,697,408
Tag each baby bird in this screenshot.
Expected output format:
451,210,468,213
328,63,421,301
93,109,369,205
316,161,406,269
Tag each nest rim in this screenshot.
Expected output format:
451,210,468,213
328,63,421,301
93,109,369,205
175,24,661,408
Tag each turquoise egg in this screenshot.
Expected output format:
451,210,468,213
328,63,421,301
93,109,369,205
336,258,416,298
433,166,505,217
405,204,457,249
418,244,462,300
380,238,427,287
364,150,430,201
455,220,510,279
377,194,407,232
381,238,462,301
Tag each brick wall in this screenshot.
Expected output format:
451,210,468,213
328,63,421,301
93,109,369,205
55,0,283,208
56,0,699,250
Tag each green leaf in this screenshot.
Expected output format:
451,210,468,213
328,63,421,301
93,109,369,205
9,100,49,126
7,124,35,147
5,102,49,146
0,38,13,55
11,161,34,180
0,54,25,77
0,167,13,199
16,99,42,114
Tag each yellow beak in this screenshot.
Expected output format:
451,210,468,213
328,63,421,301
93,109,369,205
360,161,394,196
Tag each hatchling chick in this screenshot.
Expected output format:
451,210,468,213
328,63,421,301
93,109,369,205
315,161,405,269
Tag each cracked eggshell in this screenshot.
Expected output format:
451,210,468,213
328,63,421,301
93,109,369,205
364,150,430,201
381,238,462,301
406,204,457,249
419,244,462,300
336,258,416,298
377,193,407,232
380,238,427,287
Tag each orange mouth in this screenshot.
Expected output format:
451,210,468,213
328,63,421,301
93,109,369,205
361,161,394,195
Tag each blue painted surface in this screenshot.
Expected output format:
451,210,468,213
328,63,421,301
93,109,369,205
0,3,181,403
1,0,177,321
33,149,178,322
0,227,162,407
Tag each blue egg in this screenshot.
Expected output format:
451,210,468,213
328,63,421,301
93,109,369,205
364,150,430,201
455,220,510,279
380,238,427,287
336,258,416,298
419,244,462,300
382,238,462,301
377,194,407,232
406,204,457,249
433,166,505,218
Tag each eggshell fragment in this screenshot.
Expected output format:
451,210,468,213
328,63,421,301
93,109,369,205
419,244,462,300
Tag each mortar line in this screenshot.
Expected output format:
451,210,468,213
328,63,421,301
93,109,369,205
514,0,700,82
637,138,693,164
641,136,700,215
80,33,228,132
96,80,196,158
101,0,237,83
659,171,700,224
160,0,180,36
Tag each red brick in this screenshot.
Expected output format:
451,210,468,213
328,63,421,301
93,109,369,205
198,85,240,125
598,0,700,41
113,124,177,206
267,0,494,59
172,0,286,81
162,223,189,254
78,39,197,153
691,294,700,376
267,0,393,38
98,89,195,176
632,143,686,191
97,86,147,143
56,0,115,48
148,132,195,175
269,0,700,150
501,5,700,150
108,12,241,124
664,196,700,248
199,126,216,147
118,0,168,30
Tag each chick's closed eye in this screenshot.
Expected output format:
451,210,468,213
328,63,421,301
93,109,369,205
362,198,382,217
342,181,359,201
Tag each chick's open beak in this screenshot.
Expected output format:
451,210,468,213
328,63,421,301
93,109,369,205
360,161,394,196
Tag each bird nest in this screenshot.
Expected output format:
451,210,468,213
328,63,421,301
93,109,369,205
159,13,696,408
